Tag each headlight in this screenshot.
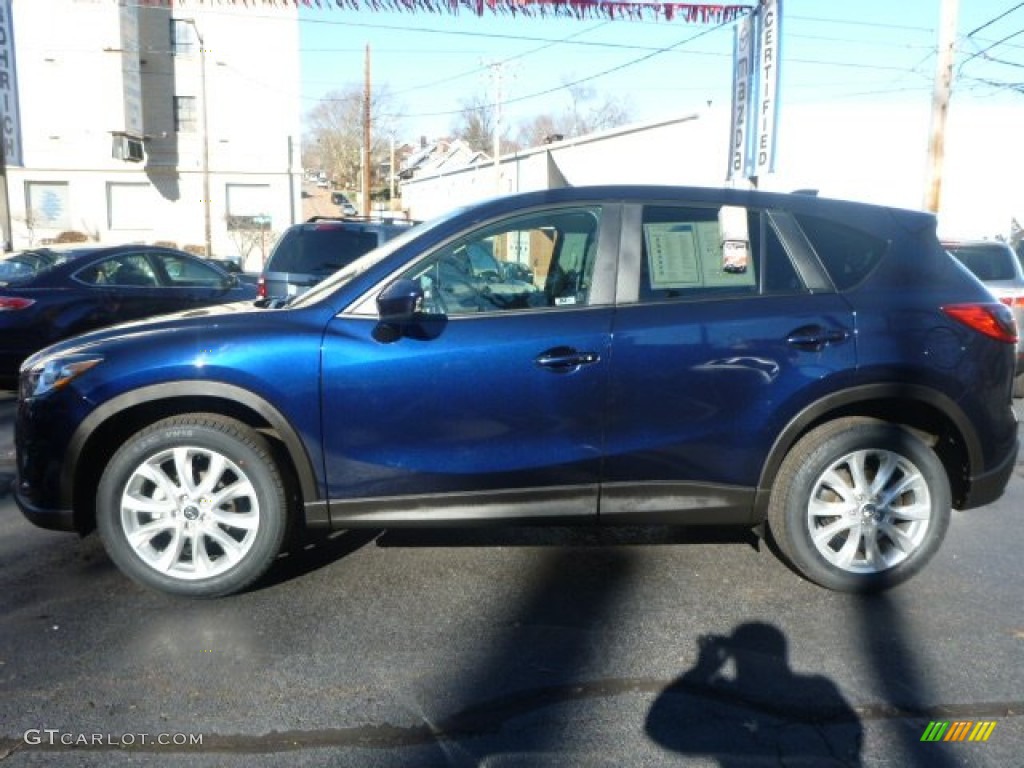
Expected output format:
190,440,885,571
21,355,103,398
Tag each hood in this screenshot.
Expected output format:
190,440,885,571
21,300,267,369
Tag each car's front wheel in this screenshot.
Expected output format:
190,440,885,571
96,414,287,598
768,417,951,592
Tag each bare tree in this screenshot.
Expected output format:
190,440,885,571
516,113,563,148
451,93,517,155
516,81,633,148
305,84,401,192
565,81,631,136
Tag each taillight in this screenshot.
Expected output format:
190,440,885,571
999,295,1024,309
256,275,266,299
0,297,35,311
942,302,1018,343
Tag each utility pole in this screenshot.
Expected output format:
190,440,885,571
0,128,11,251
490,61,503,194
362,44,372,217
184,18,212,257
923,0,960,213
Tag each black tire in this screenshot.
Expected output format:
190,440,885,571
96,414,288,598
767,417,951,592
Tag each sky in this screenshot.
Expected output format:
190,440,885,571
296,0,1024,235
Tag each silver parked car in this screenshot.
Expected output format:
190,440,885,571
944,239,1024,396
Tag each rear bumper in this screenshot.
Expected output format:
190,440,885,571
962,435,1019,510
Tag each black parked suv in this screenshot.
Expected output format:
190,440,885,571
257,216,416,300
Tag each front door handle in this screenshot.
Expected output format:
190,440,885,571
535,346,600,373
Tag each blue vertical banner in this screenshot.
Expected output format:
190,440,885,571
727,11,755,180
753,0,781,177
727,0,782,182
0,0,21,167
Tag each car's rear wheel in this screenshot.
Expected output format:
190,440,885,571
768,417,950,592
96,414,287,598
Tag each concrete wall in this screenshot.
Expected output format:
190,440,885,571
401,114,727,222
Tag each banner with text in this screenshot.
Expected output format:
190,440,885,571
0,0,21,167
727,0,782,182
754,0,781,176
727,11,755,180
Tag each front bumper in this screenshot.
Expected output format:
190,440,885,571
14,484,77,532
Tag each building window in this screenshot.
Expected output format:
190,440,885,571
174,96,197,133
108,183,155,231
226,184,272,231
170,19,196,56
25,182,70,230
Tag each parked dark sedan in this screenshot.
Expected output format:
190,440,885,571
0,244,256,386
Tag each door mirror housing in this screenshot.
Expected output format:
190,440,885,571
377,278,423,323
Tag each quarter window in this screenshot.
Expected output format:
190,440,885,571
793,213,887,290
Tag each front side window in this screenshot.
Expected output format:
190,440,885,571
155,253,224,286
400,207,601,316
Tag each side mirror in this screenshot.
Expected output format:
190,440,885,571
377,278,423,323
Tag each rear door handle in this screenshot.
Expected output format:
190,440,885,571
535,346,600,373
786,325,850,352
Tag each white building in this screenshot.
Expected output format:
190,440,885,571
0,0,301,269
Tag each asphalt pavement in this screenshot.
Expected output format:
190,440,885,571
0,392,1021,767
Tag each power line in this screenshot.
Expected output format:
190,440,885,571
382,18,732,120
390,21,612,97
965,2,1024,38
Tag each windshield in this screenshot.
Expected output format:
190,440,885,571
946,243,1018,282
287,207,468,309
268,227,380,275
0,248,77,284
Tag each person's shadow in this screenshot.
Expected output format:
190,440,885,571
646,622,863,766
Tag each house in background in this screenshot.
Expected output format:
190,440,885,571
1,1,301,270
398,138,490,184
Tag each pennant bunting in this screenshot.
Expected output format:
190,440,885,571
115,0,752,23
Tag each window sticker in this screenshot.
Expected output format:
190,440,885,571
645,223,702,288
644,216,756,290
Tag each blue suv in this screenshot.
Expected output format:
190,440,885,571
14,186,1019,597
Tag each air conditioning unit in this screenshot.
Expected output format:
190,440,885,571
112,134,145,163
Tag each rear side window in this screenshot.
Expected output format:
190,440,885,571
636,205,804,303
267,227,379,275
793,213,887,290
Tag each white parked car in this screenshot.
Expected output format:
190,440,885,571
944,239,1024,397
